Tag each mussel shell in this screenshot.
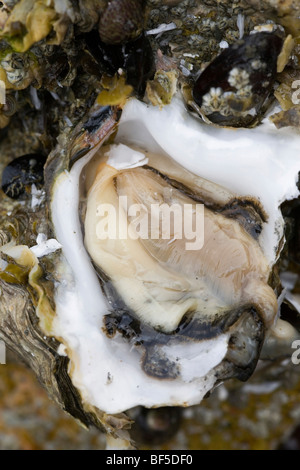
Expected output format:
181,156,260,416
1,153,46,199
193,32,284,127
85,31,155,98
98,0,146,45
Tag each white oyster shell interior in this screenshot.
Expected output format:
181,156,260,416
50,96,300,414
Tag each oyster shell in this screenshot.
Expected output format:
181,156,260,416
46,95,299,417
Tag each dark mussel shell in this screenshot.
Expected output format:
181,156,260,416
193,32,284,127
130,407,182,446
1,153,46,199
98,0,146,45
281,195,300,266
85,31,155,98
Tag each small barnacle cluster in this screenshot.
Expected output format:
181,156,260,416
201,87,224,114
192,32,284,127
0,50,40,89
201,68,254,119
1,53,26,85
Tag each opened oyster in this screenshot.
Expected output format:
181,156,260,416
44,92,298,417
0,0,300,449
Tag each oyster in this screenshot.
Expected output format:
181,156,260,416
0,0,300,450
44,93,299,420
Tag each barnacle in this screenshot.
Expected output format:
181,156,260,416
201,86,225,113
228,68,250,89
192,32,284,127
